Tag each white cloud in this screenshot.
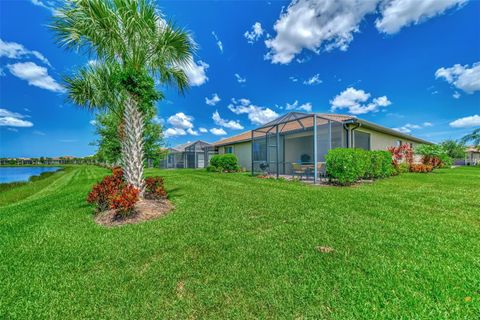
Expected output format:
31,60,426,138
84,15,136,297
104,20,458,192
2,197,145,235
89,120,97,126
33,130,46,135
167,112,194,130
453,91,461,99
0,38,51,66
244,22,265,44
7,128,18,132
212,111,244,130
153,115,164,125
199,127,208,133
265,0,466,64
228,98,279,125
375,0,466,34
0,108,33,128
7,62,65,92
393,121,434,133
449,115,480,128
303,73,322,85
289,76,298,82
186,128,199,136
205,93,221,106
330,87,391,115
30,0,58,14
285,100,312,112
235,73,246,83
392,123,421,133
164,112,201,138
435,62,480,94
265,0,378,64
212,31,223,53
183,59,209,86
210,128,227,136
0,67,5,77
164,127,186,138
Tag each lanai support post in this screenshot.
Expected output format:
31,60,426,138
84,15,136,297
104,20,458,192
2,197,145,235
276,125,279,179
251,130,254,176
313,115,318,184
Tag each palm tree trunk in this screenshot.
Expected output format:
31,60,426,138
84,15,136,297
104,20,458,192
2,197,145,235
122,94,145,196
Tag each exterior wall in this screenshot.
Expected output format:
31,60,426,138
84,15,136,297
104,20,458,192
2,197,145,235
354,127,420,151
284,134,313,164
218,127,427,171
218,142,252,170
467,151,480,165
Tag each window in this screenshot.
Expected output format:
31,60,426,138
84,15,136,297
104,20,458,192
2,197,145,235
396,140,402,147
354,131,371,150
225,146,234,154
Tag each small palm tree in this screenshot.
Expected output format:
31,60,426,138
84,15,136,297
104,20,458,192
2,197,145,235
461,128,480,147
51,0,194,194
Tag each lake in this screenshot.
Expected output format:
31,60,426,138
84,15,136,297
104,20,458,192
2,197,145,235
0,167,61,183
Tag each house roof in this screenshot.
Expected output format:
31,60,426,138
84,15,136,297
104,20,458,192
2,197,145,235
170,140,212,152
466,146,480,153
212,112,431,146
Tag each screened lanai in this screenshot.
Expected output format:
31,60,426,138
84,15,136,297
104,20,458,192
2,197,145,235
160,140,214,169
251,112,346,183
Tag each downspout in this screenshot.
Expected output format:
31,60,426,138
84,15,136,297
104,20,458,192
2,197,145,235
343,120,361,148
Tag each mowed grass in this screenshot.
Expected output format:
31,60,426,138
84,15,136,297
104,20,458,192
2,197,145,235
0,166,479,319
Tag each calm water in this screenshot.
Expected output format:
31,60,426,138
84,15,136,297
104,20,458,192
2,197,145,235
0,167,61,183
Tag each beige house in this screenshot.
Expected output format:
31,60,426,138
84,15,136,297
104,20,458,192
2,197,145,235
213,112,431,179
464,146,480,165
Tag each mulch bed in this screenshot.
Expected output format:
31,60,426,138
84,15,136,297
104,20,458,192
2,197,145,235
94,198,174,227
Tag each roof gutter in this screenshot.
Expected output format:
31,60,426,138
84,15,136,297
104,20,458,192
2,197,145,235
343,119,360,148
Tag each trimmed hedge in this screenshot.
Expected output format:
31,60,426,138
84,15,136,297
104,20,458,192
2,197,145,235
325,148,395,185
209,154,240,172
365,150,396,179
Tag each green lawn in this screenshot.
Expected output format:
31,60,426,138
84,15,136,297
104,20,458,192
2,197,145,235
1,166,479,319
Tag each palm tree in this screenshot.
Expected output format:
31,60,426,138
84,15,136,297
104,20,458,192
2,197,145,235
461,128,480,147
51,0,194,194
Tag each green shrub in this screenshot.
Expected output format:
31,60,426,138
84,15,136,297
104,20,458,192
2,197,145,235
415,144,452,168
209,154,240,172
365,150,395,179
396,162,410,174
206,165,219,172
325,149,368,185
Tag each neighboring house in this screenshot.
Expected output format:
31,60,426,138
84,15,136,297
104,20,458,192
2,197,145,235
464,146,480,165
160,140,214,169
212,112,431,178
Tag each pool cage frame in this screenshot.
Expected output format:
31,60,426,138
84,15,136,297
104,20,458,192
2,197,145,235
251,112,346,184
161,141,214,169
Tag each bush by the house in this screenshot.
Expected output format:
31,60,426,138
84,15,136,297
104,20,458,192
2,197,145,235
110,184,139,216
409,164,433,173
415,144,452,168
206,165,219,172
388,144,413,170
396,163,410,174
325,149,368,185
326,149,396,185
144,176,167,199
209,154,240,172
364,150,395,179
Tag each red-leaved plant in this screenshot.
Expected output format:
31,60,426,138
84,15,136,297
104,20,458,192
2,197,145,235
87,167,139,216
87,167,124,212
409,164,433,173
110,184,139,216
388,144,413,171
144,176,167,199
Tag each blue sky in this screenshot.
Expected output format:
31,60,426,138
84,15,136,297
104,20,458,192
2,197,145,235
1,0,479,158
